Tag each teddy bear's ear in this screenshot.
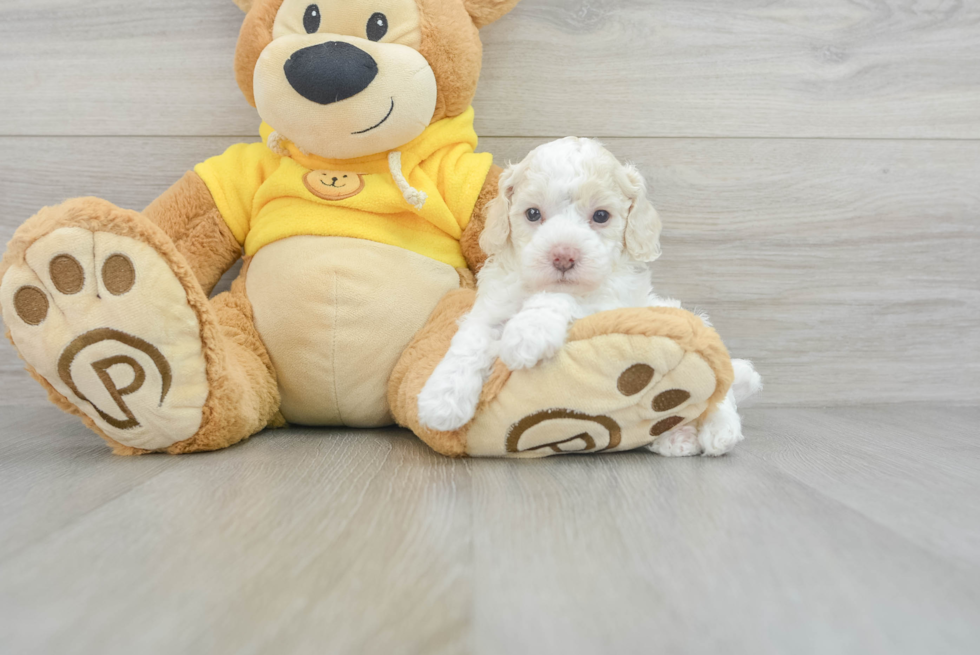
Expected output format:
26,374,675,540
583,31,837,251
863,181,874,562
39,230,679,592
232,0,253,12
463,0,522,28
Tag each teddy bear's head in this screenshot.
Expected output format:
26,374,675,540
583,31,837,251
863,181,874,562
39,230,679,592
232,0,519,159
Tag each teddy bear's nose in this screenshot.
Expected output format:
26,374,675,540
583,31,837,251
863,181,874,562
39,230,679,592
284,41,379,106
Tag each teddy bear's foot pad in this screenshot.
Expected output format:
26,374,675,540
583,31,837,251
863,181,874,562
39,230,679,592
466,329,722,458
1,227,209,450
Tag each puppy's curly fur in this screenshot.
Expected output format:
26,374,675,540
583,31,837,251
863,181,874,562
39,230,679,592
418,138,761,455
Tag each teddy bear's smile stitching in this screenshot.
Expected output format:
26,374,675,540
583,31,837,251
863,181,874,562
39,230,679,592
352,98,395,135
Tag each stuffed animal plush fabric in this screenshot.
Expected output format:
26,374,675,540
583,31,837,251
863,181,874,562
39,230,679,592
0,0,734,458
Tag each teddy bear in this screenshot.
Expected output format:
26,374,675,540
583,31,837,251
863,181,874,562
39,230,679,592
0,0,734,458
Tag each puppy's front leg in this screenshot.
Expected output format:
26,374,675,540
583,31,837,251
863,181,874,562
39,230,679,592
417,296,517,432
499,293,577,370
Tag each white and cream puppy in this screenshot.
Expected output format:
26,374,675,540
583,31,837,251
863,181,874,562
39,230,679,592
417,138,761,456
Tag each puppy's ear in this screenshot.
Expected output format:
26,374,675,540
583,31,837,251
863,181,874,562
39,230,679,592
622,164,663,263
464,0,522,28
232,0,253,12
479,166,516,257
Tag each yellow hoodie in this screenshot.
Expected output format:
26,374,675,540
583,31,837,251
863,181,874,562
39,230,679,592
194,108,493,268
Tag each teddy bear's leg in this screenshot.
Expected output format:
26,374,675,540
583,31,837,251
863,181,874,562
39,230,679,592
0,198,280,455
389,290,477,457
390,290,735,458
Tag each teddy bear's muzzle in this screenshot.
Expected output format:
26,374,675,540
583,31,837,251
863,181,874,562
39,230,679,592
283,41,379,105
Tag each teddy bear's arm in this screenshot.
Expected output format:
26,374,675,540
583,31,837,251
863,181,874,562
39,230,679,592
142,171,243,296
459,164,502,273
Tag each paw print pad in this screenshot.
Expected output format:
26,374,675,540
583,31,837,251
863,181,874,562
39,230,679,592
49,254,85,294
13,286,49,325
650,415,685,436
652,389,690,412
617,364,655,396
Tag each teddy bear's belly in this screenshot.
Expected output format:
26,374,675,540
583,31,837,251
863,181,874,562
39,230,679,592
245,236,461,427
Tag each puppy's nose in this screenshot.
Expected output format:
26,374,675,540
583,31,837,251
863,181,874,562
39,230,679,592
284,41,378,105
551,246,580,273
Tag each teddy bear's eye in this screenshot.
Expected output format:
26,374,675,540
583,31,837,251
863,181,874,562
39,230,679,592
367,12,388,41
525,208,542,223
303,4,321,34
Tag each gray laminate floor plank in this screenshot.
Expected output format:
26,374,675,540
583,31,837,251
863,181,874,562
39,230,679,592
0,418,470,655
468,436,979,655
0,405,978,654
743,406,980,568
0,407,184,560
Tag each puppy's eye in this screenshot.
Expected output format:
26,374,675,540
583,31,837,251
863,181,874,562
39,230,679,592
592,210,611,224
303,4,321,34
525,208,542,223
367,12,388,41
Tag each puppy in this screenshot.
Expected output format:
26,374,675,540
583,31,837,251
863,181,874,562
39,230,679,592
417,138,760,456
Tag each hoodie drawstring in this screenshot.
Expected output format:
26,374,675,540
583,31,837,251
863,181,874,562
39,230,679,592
388,151,427,211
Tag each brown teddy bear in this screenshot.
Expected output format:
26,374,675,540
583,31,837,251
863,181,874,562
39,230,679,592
0,0,733,457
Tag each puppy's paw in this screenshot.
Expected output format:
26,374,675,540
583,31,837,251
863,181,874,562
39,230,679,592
697,399,744,456
647,424,702,457
499,310,568,370
417,368,484,432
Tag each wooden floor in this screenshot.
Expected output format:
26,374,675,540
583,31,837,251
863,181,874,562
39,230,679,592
1,405,977,654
